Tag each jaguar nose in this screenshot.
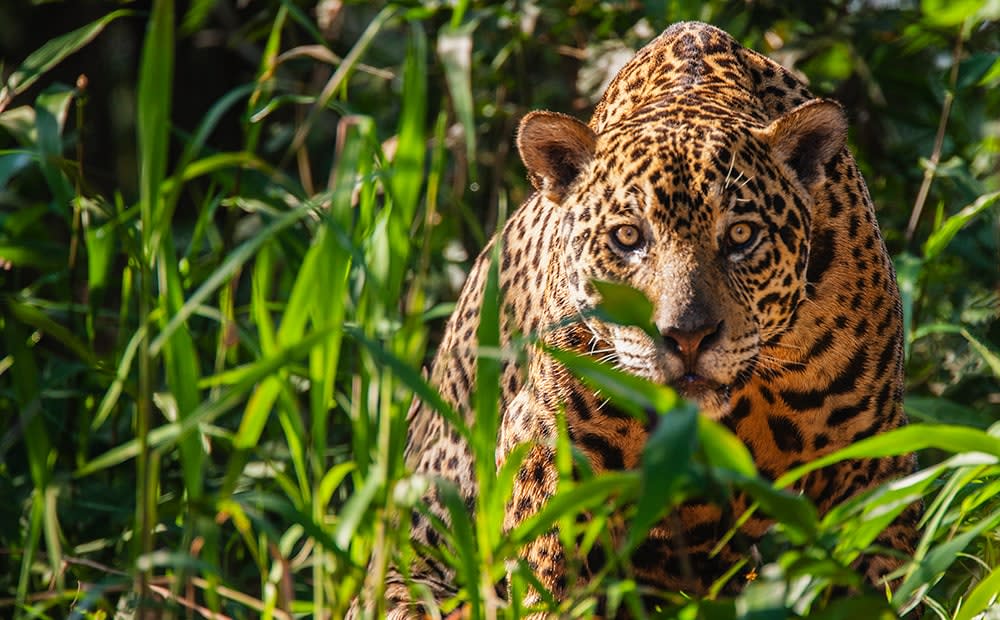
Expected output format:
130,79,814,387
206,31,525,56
661,320,723,371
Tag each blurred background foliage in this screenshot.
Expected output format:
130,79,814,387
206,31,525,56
0,0,997,618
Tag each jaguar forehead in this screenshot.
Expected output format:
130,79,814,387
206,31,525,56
577,123,755,235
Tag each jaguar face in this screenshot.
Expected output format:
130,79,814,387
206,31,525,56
517,99,846,417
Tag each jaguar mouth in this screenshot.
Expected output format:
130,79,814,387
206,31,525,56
671,373,721,397
668,374,731,417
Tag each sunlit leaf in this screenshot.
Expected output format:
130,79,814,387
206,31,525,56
922,191,999,261
591,279,658,340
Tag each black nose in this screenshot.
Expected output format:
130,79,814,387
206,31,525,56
661,320,723,370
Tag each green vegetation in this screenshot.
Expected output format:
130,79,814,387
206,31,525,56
1,1,997,618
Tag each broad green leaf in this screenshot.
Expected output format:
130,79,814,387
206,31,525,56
0,243,65,271
0,150,33,185
591,279,658,340
698,416,756,477
730,474,818,544
81,198,116,339
808,595,895,620
34,88,76,207
0,107,38,144
545,345,679,422
631,403,699,547
905,394,991,428
922,191,999,261
979,55,1000,86
958,52,1000,89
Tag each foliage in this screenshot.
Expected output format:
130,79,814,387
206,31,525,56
0,0,997,618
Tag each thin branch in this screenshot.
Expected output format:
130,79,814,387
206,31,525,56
905,26,965,245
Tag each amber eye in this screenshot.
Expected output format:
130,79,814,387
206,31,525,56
611,224,643,250
726,222,758,251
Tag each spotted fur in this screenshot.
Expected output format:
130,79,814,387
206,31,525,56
351,21,918,618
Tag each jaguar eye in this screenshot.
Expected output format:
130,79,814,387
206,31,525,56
611,224,643,250
726,222,758,251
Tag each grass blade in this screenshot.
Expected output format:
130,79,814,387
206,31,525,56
0,9,134,111
777,424,1000,488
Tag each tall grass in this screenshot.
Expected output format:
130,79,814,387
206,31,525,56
0,1,997,619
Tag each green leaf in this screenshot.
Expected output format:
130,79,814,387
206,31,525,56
731,475,818,544
137,0,174,260
437,21,477,179
912,323,1000,378
0,107,38,144
958,52,1000,89
475,245,502,493
591,279,658,340
81,199,116,335
5,299,99,368
347,327,470,447
953,562,1000,620
905,395,992,428
34,87,76,207
545,345,679,422
509,472,638,544
150,199,318,356
333,469,380,552
895,505,1000,602
697,416,756,478
894,252,922,362
0,150,33,185
922,0,984,27
630,404,698,547
438,480,482,610
808,595,895,620
777,424,1000,488
922,191,999,261
77,326,342,477
0,9,134,111
979,55,1000,86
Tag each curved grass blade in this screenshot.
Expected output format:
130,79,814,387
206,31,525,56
0,9,134,112
77,326,341,477
149,199,318,356
776,424,1000,488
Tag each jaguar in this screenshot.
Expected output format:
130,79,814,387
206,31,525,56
351,20,918,618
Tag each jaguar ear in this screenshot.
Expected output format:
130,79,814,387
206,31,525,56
755,99,847,190
517,111,597,202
